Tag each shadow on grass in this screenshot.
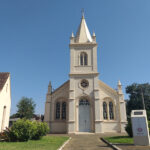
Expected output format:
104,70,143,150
104,136,133,144
108,136,131,139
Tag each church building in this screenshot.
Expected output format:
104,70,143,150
44,14,127,133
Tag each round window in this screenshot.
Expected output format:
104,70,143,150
80,79,89,88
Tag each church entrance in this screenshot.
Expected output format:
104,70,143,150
79,99,90,132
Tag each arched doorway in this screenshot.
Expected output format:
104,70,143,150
79,99,90,132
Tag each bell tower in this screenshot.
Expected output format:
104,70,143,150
69,14,98,74
68,13,102,133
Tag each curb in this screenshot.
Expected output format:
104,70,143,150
101,138,122,150
58,137,71,150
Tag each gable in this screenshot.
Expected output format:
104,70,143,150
52,80,70,99
0,72,9,92
99,80,118,98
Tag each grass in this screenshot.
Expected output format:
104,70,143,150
0,136,69,150
104,136,133,144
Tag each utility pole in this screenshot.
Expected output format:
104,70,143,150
141,88,146,110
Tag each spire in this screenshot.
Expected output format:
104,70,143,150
48,81,52,94
92,31,96,37
118,80,121,86
71,32,74,38
117,80,123,94
81,8,85,19
75,12,92,43
92,31,96,42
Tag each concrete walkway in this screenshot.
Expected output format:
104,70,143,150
117,145,150,150
62,134,113,150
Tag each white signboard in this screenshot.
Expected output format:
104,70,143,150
132,117,148,136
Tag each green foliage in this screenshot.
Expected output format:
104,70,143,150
0,128,17,142
11,119,33,141
104,136,133,144
0,136,69,150
0,119,49,142
125,119,133,137
17,97,36,119
126,83,150,119
30,121,49,140
10,113,20,119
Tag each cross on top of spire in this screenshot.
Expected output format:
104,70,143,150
81,8,85,18
74,9,93,43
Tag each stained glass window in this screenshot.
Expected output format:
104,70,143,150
109,102,114,120
56,102,60,119
79,99,90,105
81,79,89,88
62,102,66,119
103,102,108,119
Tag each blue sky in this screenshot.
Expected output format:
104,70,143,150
0,0,150,115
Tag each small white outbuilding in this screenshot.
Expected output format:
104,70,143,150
0,72,11,132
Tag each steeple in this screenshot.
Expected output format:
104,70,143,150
71,32,74,38
117,80,123,94
75,13,93,43
48,81,52,94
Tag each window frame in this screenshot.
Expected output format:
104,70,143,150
80,52,88,66
62,102,66,120
109,102,114,120
103,99,115,121
55,102,61,119
55,100,67,121
103,102,108,120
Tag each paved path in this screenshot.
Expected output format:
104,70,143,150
63,134,113,150
49,133,150,150
118,145,150,150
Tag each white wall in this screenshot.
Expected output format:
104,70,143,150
0,76,11,132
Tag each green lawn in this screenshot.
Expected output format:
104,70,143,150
104,136,133,144
0,136,69,150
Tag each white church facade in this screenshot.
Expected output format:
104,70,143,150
0,73,11,132
44,14,127,133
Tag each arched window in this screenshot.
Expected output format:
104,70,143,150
80,52,88,66
56,102,60,119
55,101,67,120
62,102,66,119
109,102,114,120
79,99,89,105
103,102,107,120
80,54,83,66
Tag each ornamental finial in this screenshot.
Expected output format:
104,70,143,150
81,8,84,19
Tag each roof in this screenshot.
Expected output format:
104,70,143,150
99,80,117,95
52,80,69,94
75,15,93,43
0,72,9,92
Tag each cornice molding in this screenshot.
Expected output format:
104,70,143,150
69,72,99,76
69,43,97,48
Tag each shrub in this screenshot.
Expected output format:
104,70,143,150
0,119,49,142
11,119,33,141
30,121,49,140
148,121,150,132
0,128,17,142
125,119,133,137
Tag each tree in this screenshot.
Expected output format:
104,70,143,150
126,83,150,119
16,97,36,119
